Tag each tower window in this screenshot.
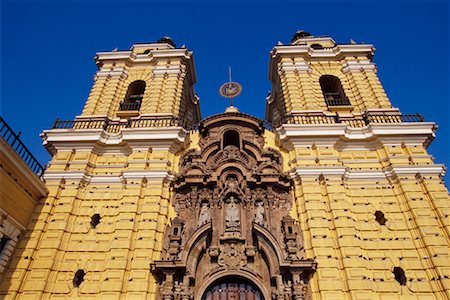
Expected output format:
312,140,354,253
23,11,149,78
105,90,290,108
223,130,240,149
393,267,407,285
375,211,386,225
73,269,85,287
120,80,146,111
90,214,101,229
319,75,350,106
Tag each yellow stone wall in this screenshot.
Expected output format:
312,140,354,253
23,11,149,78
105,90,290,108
0,136,48,282
0,139,47,228
285,145,450,299
0,146,183,299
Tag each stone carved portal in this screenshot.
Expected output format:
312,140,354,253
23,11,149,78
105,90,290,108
152,112,316,300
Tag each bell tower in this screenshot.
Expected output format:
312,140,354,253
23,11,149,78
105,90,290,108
0,37,201,299
81,36,200,125
267,30,392,125
267,31,450,299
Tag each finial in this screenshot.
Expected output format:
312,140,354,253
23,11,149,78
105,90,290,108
291,30,312,43
156,36,176,47
219,66,242,112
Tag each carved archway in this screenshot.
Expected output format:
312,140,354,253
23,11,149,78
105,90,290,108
152,112,316,299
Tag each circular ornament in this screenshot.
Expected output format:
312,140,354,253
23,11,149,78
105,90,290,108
219,82,242,98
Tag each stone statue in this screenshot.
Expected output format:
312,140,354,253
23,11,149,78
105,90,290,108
225,196,240,231
255,201,265,224
198,202,210,226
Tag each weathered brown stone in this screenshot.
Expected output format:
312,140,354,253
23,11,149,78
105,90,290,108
152,112,316,299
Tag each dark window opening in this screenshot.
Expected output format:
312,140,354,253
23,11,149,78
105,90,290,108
120,80,146,111
73,269,86,287
173,227,179,235
202,277,263,300
319,75,350,106
90,214,101,229
0,236,11,253
393,267,406,285
311,43,324,50
375,211,386,225
223,130,240,149
288,226,293,234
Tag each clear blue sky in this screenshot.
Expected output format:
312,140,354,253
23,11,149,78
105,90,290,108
1,1,449,185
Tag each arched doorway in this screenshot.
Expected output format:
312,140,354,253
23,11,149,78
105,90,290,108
202,277,263,300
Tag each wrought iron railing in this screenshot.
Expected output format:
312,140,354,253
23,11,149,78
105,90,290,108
0,117,44,177
119,101,141,111
51,112,425,135
52,115,189,133
274,113,425,128
323,92,351,106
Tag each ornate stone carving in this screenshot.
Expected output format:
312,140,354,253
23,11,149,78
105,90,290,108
225,196,240,232
255,200,265,225
152,112,316,299
218,241,247,269
198,201,210,226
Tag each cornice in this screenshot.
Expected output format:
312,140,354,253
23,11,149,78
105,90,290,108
289,164,446,181
269,44,374,81
0,139,48,198
94,48,196,83
43,169,174,184
276,122,436,150
41,126,189,155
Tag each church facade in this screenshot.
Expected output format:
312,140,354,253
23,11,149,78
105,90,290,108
0,31,449,299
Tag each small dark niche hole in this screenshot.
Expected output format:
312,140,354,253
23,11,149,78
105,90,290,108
393,267,407,285
73,269,85,287
311,43,324,50
375,211,386,225
90,214,101,229
288,226,293,234
0,236,11,253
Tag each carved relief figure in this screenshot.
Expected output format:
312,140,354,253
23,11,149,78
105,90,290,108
255,201,265,225
198,201,210,226
225,196,240,231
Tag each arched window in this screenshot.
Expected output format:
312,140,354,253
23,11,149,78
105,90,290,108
223,130,240,149
319,75,350,106
120,80,146,111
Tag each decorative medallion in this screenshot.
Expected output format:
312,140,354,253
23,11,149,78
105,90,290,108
219,81,242,98
219,66,242,107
